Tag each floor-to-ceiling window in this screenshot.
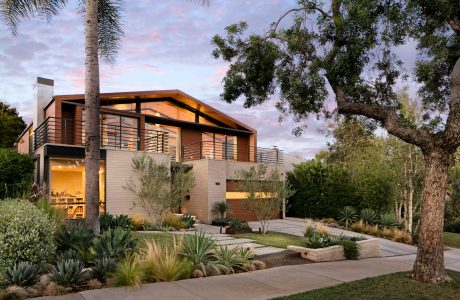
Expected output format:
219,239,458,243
201,132,237,160
49,158,105,219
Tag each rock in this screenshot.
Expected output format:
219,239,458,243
3,285,28,300
252,260,266,270
88,279,103,289
191,269,205,278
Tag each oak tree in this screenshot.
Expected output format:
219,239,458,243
212,0,460,282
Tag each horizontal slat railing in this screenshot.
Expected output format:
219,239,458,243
182,141,283,164
33,116,169,154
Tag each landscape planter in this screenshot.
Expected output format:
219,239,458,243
287,238,380,262
225,228,253,234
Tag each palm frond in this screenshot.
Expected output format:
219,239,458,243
79,0,124,63
1,0,67,34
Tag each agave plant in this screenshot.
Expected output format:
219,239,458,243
337,206,358,229
181,231,217,276
49,259,90,289
360,208,378,225
3,262,42,286
234,247,255,263
212,246,243,274
56,223,95,254
212,201,231,219
99,213,115,232
113,215,134,231
91,257,117,283
92,228,137,260
379,213,400,228
60,249,83,261
305,232,338,249
180,215,196,229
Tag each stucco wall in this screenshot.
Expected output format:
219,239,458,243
181,160,210,223
105,149,170,221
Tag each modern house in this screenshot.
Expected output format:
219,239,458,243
16,77,284,223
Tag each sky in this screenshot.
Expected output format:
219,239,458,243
0,0,420,158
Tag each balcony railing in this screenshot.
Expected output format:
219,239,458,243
34,117,169,153
182,141,283,164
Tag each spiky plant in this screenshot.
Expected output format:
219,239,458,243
49,259,90,289
180,215,196,229
379,213,401,228
91,257,117,283
181,231,217,276
60,249,83,261
112,255,143,287
337,206,358,229
99,213,114,232
112,215,134,231
212,201,231,219
234,247,255,263
3,261,42,286
304,224,315,238
360,208,378,225
92,228,137,260
212,246,244,274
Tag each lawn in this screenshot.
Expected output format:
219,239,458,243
133,231,177,246
274,271,460,300
234,232,305,249
444,232,460,249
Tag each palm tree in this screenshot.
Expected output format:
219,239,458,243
1,0,123,233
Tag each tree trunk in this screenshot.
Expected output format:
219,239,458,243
84,0,101,234
408,186,414,233
411,150,452,283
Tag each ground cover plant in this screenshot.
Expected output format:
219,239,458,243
235,232,305,249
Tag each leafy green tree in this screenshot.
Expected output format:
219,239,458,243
235,165,292,235
0,101,26,148
0,149,34,199
212,1,460,282
286,160,360,219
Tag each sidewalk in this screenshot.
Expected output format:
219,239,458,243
37,256,414,300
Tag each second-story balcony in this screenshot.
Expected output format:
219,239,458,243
33,117,283,164
34,117,169,154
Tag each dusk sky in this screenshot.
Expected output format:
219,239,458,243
0,0,419,158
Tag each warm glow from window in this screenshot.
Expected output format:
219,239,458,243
49,158,105,219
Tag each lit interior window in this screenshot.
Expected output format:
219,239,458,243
49,158,105,219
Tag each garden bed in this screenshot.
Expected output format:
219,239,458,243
287,238,380,262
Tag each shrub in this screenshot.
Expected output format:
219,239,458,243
35,199,66,231
0,199,56,272
112,255,143,287
211,217,230,226
181,232,216,276
139,238,192,282
131,215,152,231
315,222,331,236
337,239,359,260
0,149,34,198
180,215,196,229
49,259,90,289
337,206,358,229
379,213,400,228
92,228,137,260
228,218,251,230
360,208,378,225
3,262,42,287
212,201,231,219
381,227,394,238
91,257,117,283
163,214,185,230
444,218,460,233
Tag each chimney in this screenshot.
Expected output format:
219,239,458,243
33,77,54,130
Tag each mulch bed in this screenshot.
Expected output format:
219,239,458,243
257,250,313,268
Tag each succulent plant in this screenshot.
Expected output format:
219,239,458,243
91,257,117,283
3,261,42,286
49,259,90,289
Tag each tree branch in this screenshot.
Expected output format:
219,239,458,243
443,57,460,150
335,88,434,150
448,16,460,34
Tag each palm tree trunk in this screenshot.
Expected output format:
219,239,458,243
84,0,101,233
